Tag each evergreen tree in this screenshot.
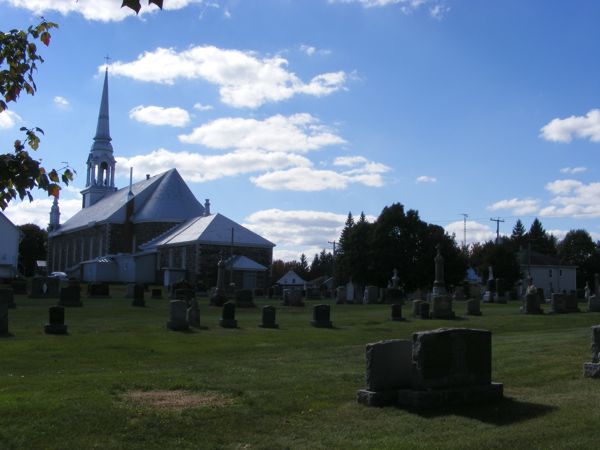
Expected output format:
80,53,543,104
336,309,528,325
526,218,557,255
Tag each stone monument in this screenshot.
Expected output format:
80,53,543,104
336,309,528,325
44,306,68,335
187,298,200,328
483,266,495,303
131,283,145,307
311,304,333,328
210,257,228,306
584,325,600,378
390,303,404,321
166,300,189,331
220,301,238,328
58,282,82,307
260,305,279,329
430,246,455,319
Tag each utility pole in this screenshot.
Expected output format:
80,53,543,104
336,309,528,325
460,213,468,251
328,240,337,288
490,217,505,244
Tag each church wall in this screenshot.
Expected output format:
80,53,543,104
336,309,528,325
48,224,110,273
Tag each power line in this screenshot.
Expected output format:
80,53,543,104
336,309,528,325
490,217,505,243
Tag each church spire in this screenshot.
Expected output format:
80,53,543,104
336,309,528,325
81,65,117,208
49,195,60,231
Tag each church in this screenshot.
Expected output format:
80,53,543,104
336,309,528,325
47,70,275,290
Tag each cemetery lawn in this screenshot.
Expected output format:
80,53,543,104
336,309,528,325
2,290,600,449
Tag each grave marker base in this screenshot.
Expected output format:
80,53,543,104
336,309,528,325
219,318,237,328
44,324,68,335
584,363,600,378
310,320,332,328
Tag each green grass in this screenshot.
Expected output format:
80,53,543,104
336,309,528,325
2,288,600,449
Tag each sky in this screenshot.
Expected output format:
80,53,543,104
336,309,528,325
1,0,600,261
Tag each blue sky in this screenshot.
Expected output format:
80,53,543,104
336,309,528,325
1,0,600,260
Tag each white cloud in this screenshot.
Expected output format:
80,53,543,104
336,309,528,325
299,44,331,56
129,105,190,127
3,197,81,229
330,0,444,15
333,156,368,166
3,0,198,22
540,109,600,143
115,148,311,183
0,110,21,129
560,166,587,174
444,220,497,246
487,198,541,215
106,46,347,108
53,96,69,108
429,4,449,19
540,179,600,217
178,114,345,153
193,102,213,111
416,175,437,183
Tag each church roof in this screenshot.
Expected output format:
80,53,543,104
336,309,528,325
143,213,275,249
52,169,204,235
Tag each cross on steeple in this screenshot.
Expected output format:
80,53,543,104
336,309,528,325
104,54,111,65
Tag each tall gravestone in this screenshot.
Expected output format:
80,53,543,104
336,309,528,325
210,258,228,306
483,266,495,303
132,284,145,307
412,300,422,317
166,300,189,331
0,287,15,309
58,282,82,307
220,302,238,328
465,298,482,316
260,305,279,329
495,278,506,304
590,276,600,312
363,286,379,304
390,304,404,321
335,286,347,305
584,325,600,378
430,246,455,319
44,306,68,335
187,298,200,328
311,304,333,328
550,293,567,314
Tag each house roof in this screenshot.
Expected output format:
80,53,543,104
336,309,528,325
225,255,268,272
52,169,204,235
518,249,575,267
277,270,306,285
142,212,275,249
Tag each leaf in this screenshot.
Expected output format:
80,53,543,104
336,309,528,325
122,0,142,13
40,31,50,46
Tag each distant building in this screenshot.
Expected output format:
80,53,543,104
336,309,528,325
47,69,274,286
518,249,576,297
0,213,21,279
277,270,306,290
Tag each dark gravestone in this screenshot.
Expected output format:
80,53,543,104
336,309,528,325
44,306,68,335
0,295,8,335
390,303,404,321
412,300,422,317
0,287,15,309
550,293,567,314
88,282,110,297
220,302,238,328
565,293,580,313
584,325,600,377
419,302,430,320
187,298,200,328
235,289,255,307
11,279,27,295
522,293,543,314
125,283,136,299
151,288,162,299
311,304,333,328
465,298,482,316
430,295,455,319
30,276,60,298
175,288,194,305
384,288,404,304
58,283,82,307
283,289,304,307
259,305,279,329
335,286,346,305
166,300,189,331
132,284,145,307
537,288,546,304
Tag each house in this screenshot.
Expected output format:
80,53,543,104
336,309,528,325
47,69,274,286
0,213,21,279
518,249,576,297
276,270,306,290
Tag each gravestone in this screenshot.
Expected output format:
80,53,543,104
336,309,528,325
390,303,404,321
58,283,82,307
357,328,503,408
311,304,333,328
0,287,15,309
210,258,227,306
550,293,567,314
88,282,110,297
187,298,200,328
346,281,355,303
584,325,600,378
235,289,255,307
522,293,543,314
131,284,145,307
452,286,465,301
44,306,68,335
483,266,495,303
283,289,304,307
412,300,422,317
470,284,482,300
30,276,60,298
363,286,379,304
419,302,430,320
431,295,455,319
260,305,279,329
465,298,481,316
0,294,8,335
125,283,136,299
11,279,27,295
220,302,238,328
336,286,347,305
537,288,546,304
384,287,404,304
565,293,580,313
175,288,194,305
494,278,506,303
166,300,189,331
589,293,600,312
151,288,162,299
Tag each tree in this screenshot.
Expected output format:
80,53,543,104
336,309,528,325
122,0,164,13
17,223,47,276
0,20,73,209
526,218,557,255
510,219,527,252
558,229,599,288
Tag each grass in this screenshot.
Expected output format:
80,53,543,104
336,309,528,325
2,287,600,449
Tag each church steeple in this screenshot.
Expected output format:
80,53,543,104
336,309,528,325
81,67,117,208
49,196,60,231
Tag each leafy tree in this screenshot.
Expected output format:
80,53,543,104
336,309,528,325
0,20,73,208
17,223,47,276
558,229,599,288
469,240,521,289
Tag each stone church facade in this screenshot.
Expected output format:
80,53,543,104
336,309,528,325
47,70,274,288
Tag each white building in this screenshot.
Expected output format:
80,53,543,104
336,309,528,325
277,270,306,290
0,213,21,278
519,249,577,298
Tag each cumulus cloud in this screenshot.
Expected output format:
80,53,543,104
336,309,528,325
3,197,81,229
115,148,311,183
416,175,436,183
333,156,368,166
106,46,347,108
487,198,541,215
2,0,198,22
0,110,21,129
193,102,213,111
244,208,375,260
540,179,600,217
560,166,587,174
53,96,69,108
429,4,449,19
129,105,191,127
330,0,447,16
179,113,345,153
444,220,497,246
299,44,331,56
540,109,600,143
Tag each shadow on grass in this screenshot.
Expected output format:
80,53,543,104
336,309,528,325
411,396,555,425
